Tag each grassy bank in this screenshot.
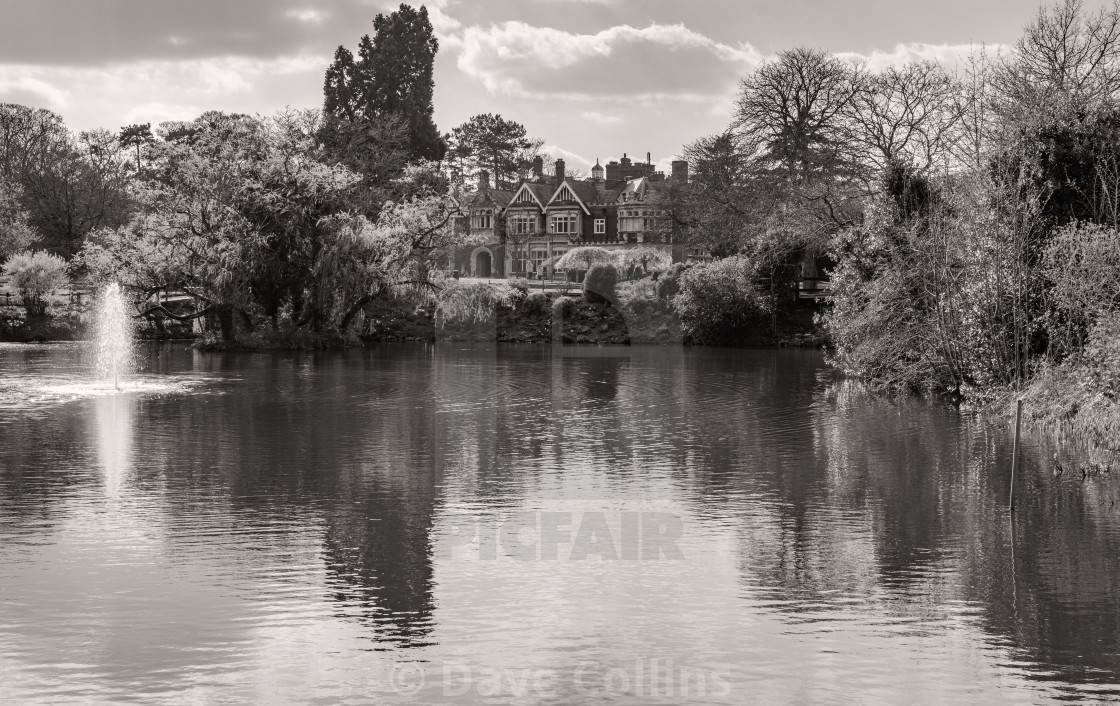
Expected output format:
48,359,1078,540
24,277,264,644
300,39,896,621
359,289,824,347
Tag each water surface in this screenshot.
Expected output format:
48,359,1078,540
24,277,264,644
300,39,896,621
1,342,1118,704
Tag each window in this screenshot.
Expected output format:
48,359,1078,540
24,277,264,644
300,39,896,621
593,218,606,234
530,249,549,272
550,213,579,235
510,214,537,235
472,212,492,229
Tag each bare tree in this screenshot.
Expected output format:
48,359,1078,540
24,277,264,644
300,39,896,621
998,0,1120,116
850,61,963,174
735,47,867,187
950,47,1002,170
734,47,868,243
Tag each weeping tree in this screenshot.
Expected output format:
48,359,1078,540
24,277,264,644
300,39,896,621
613,246,672,278
80,111,466,344
554,246,615,271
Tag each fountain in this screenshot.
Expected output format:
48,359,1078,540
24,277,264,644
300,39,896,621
93,282,134,391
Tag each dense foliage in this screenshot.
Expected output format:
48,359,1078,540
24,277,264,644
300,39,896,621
2,250,68,317
78,111,464,345
582,263,619,304
322,4,444,164
673,256,770,345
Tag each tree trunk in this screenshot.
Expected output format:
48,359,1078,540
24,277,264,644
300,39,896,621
217,305,237,343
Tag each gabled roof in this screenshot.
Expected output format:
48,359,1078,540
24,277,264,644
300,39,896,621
545,179,600,215
594,186,622,204
508,182,551,209
464,188,513,211
616,177,649,203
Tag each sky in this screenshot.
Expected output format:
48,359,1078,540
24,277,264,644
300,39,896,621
0,0,1097,174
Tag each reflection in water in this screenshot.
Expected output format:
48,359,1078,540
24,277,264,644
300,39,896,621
1,343,1119,704
94,393,133,497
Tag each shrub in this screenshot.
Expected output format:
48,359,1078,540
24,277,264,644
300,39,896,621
434,280,518,327
2,250,68,317
1042,222,1120,357
656,263,688,300
672,255,769,345
552,295,577,318
522,291,549,314
583,263,619,304
617,279,659,317
506,277,531,299
614,247,672,279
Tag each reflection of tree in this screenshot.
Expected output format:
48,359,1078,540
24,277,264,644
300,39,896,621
138,349,442,647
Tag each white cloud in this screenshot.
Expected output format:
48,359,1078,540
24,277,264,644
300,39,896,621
454,21,761,102
542,144,592,170
837,42,1007,72
285,9,328,24
0,54,329,131
580,110,623,125
0,74,68,108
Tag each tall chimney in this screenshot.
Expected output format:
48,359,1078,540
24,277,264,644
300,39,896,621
554,158,566,186
478,169,490,192
532,156,544,180
671,160,688,184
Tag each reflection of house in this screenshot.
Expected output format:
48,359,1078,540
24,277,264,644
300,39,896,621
454,154,689,278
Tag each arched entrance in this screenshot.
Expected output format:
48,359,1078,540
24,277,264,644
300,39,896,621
474,248,493,278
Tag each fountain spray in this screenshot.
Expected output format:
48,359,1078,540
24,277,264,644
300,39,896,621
93,283,135,391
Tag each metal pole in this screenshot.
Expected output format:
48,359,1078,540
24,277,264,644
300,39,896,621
1009,398,1023,510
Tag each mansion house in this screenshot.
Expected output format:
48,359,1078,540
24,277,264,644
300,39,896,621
454,153,689,279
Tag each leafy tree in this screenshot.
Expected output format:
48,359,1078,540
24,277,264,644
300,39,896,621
0,104,132,258
322,4,445,164
81,111,466,344
448,114,541,189
118,123,154,173
0,178,36,261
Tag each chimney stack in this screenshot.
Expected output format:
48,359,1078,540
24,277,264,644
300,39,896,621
554,158,566,186
671,160,688,184
532,156,544,180
478,169,490,192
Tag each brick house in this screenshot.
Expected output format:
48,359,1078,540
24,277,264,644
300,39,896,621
454,154,689,279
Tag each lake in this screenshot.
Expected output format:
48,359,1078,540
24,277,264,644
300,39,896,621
1,342,1118,704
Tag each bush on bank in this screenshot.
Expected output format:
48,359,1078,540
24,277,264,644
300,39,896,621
672,255,771,345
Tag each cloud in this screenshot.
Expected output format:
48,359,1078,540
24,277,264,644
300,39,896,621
837,42,1007,72
0,74,68,109
541,144,593,170
285,9,328,24
0,54,328,131
454,22,761,102
580,110,623,125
